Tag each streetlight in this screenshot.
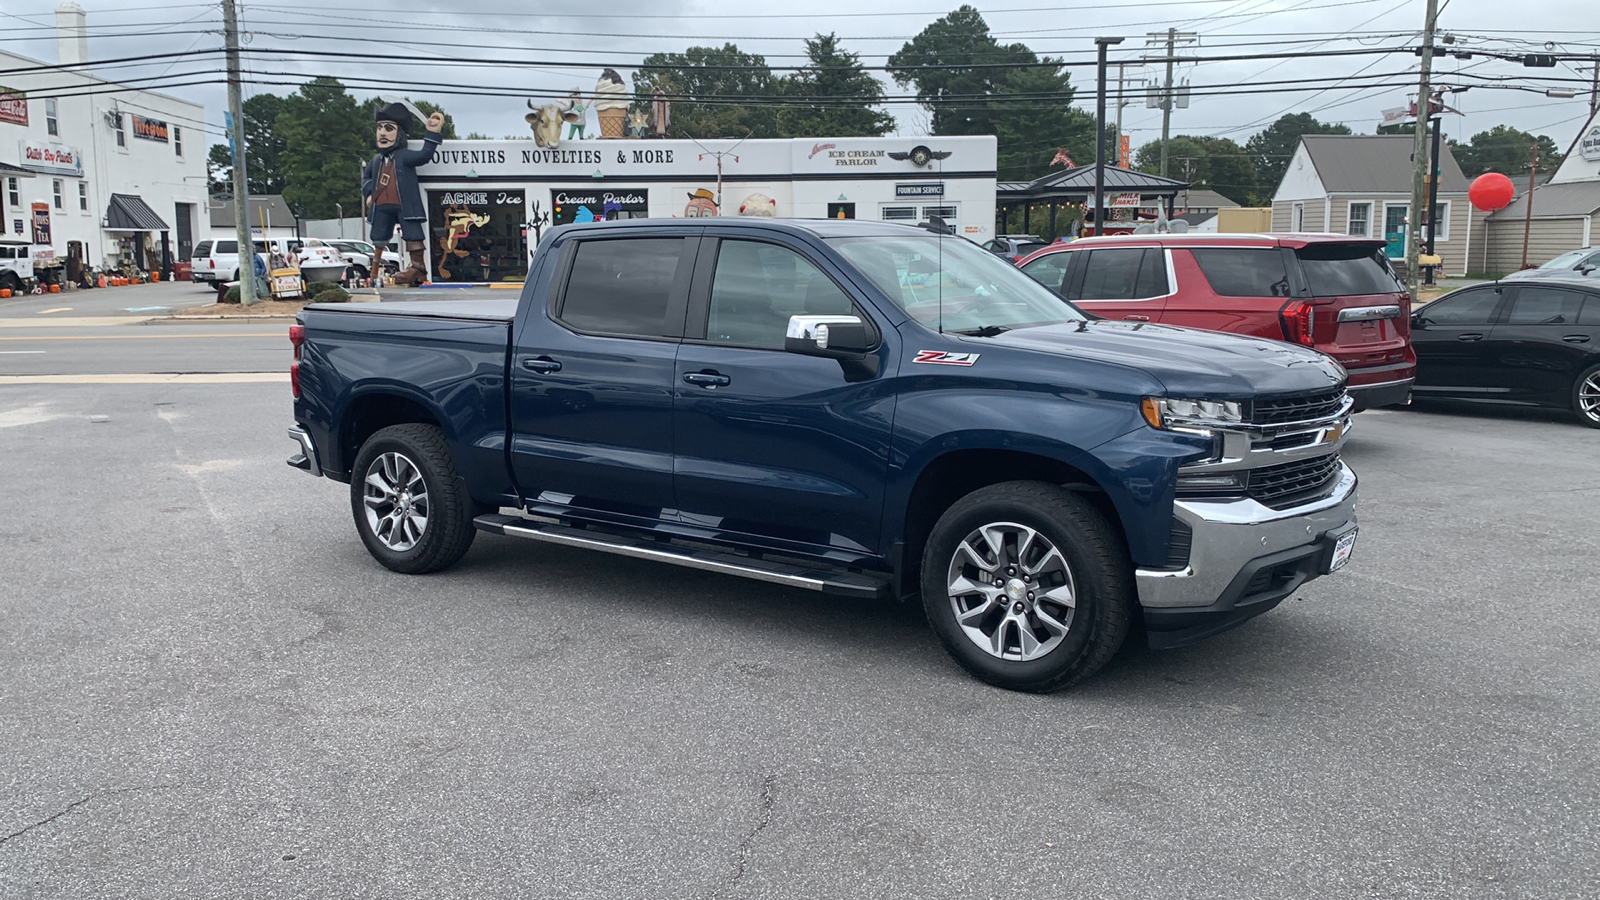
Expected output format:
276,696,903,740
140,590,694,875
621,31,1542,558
1094,37,1125,237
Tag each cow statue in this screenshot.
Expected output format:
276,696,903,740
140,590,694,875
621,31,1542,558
525,96,577,148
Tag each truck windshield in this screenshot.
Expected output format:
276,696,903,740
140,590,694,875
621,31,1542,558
828,233,1086,334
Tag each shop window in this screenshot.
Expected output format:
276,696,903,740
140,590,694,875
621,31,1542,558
78,182,88,211
426,189,533,283
922,206,957,220
46,99,58,136
881,206,916,221
52,179,63,210
826,202,855,220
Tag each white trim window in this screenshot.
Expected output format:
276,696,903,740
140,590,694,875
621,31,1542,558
78,181,88,212
45,98,58,136
881,206,917,221
1291,201,1305,232
52,178,63,210
1430,200,1451,242
174,125,183,157
113,111,126,148
6,177,17,208
1347,201,1371,237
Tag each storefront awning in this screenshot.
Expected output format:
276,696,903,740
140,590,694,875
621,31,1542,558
106,193,169,231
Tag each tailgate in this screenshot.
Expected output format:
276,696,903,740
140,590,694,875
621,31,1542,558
1294,245,1413,370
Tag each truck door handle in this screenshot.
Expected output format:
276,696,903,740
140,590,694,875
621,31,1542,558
1562,334,1591,343
520,356,563,373
1123,315,1150,322
1455,333,1484,342
683,371,731,388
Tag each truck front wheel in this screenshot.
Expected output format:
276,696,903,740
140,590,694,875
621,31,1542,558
920,481,1133,692
349,424,477,574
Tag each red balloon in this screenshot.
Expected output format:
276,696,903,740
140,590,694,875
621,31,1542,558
1469,172,1516,212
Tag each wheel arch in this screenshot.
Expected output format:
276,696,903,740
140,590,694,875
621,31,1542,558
336,388,448,480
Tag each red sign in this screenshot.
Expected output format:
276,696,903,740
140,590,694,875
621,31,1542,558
1119,135,1131,169
0,88,26,126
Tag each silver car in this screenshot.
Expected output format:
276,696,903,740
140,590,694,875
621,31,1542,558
1503,247,1600,281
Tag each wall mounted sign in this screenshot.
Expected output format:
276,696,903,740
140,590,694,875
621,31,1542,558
20,140,83,176
895,183,945,198
132,115,169,143
31,202,51,246
0,87,26,126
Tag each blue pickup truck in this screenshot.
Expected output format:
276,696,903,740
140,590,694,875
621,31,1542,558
288,218,1358,692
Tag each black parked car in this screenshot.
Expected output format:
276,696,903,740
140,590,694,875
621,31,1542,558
1410,277,1600,427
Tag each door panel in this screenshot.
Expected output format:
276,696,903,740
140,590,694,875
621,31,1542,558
1161,247,1289,339
673,237,896,556
1484,285,1595,404
1067,247,1169,322
1409,286,1506,397
508,234,696,518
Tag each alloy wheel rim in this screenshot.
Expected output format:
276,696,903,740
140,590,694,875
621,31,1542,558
946,521,1076,661
363,451,429,551
1581,373,1600,421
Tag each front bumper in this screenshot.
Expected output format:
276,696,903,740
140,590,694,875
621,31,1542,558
286,425,322,477
1136,463,1357,649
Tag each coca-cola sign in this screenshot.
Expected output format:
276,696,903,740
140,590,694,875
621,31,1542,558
0,87,26,126
19,140,83,176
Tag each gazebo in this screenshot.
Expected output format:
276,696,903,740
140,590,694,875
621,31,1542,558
997,166,1192,235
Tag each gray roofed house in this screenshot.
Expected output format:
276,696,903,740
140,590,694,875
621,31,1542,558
1271,134,1476,275
1173,188,1241,214
1473,113,1600,273
207,193,299,236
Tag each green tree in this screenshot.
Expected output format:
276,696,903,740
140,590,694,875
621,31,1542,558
1135,136,1208,181
277,77,369,219
1189,135,1255,205
205,92,289,196
775,33,894,138
633,44,780,138
888,5,1094,181
1245,113,1353,204
1449,125,1563,177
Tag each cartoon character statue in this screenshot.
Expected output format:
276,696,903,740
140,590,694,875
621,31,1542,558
652,86,671,138
738,193,777,217
594,68,629,139
564,90,587,141
436,205,491,280
684,189,718,218
363,102,445,285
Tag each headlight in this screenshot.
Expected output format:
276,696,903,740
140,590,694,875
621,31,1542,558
1141,396,1244,430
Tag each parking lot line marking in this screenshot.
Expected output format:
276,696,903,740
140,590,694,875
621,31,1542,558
0,373,289,384
0,350,46,354
39,308,73,314
0,333,280,341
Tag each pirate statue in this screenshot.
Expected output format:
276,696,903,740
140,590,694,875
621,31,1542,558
363,101,444,285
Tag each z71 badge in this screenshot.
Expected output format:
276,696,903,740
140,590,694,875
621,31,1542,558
914,350,981,366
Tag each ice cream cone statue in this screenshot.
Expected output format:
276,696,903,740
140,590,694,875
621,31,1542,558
594,68,629,139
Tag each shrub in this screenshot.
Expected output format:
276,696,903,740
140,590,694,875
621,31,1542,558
313,285,351,303
222,285,241,304
305,280,342,297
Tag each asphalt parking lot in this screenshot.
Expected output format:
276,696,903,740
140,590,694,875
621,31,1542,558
0,382,1595,899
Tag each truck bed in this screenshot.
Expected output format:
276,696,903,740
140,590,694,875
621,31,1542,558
305,297,518,321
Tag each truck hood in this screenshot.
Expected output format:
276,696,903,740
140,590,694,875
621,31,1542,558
983,320,1346,397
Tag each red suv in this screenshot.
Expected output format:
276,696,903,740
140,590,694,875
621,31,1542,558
1016,233,1415,409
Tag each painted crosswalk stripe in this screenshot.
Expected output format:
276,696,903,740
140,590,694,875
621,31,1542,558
0,373,288,384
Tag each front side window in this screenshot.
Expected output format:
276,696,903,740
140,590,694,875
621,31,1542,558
1191,247,1291,297
705,240,857,349
1019,251,1073,294
558,237,688,338
1416,288,1499,326
46,98,58,136
828,232,1086,334
1506,286,1584,325
1347,202,1371,237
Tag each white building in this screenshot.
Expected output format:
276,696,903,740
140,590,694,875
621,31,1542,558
0,3,208,284
405,135,997,283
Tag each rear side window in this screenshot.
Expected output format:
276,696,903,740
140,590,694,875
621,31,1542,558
1296,244,1402,296
559,238,687,338
1019,251,1073,293
1418,288,1499,326
215,241,237,254
1582,297,1600,326
1507,286,1585,325
1191,248,1290,297
192,241,211,258
1079,248,1144,299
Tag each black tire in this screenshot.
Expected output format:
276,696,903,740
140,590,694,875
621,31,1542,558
352,264,369,280
348,424,478,574
920,481,1133,693
0,271,21,294
1573,363,1600,429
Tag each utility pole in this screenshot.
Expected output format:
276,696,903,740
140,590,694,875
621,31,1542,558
1583,59,1600,118
1522,141,1539,270
221,0,259,302
1404,0,1439,305
1423,108,1442,286
1094,37,1125,237
1144,29,1197,179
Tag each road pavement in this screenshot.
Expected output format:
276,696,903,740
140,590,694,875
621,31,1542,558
0,320,1595,899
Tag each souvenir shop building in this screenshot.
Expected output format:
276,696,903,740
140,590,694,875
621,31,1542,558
411,135,997,283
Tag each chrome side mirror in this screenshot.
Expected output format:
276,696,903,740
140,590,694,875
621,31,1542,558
784,315,870,357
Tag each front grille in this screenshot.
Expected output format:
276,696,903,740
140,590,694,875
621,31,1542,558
1247,453,1343,509
1250,388,1346,425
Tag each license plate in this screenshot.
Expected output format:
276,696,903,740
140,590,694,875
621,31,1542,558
1328,528,1358,573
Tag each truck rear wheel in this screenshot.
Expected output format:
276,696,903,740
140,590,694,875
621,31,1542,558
349,424,477,574
920,481,1133,692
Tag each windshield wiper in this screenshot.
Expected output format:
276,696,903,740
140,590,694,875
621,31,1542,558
953,325,1011,337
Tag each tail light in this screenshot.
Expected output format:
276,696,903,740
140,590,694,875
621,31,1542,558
1280,300,1315,347
289,323,304,399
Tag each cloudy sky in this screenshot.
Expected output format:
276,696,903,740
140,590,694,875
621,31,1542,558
5,0,1598,157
